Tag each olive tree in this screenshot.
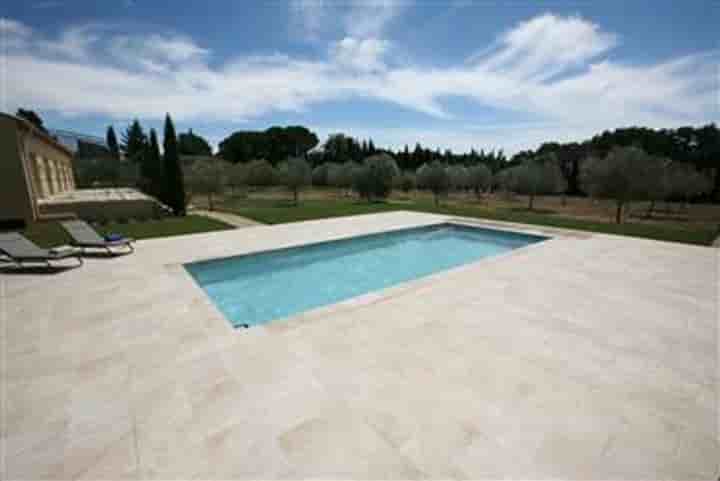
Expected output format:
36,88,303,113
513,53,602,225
312,163,329,186
447,165,470,192
467,164,492,199
511,157,566,211
494,167,518,200
666,164,712,212
185,158,230,211
581,146,664,224
246,159,277,187
226,162,248,197
417,161,450,206
352,154,399,202
327,161,356,192
278,157,311,205
394,171,416,193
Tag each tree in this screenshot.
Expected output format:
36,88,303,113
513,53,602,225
162,114,186,215
417,161,450,206
509,156,566,210
121,120,148,163
323,134,353,163
226,163,249,197
178,129,212,156
642,156,672,217
278,157,311,205
666,164,712,212
74,157,139,188
494,168,518,199
246,159,276,186
185,158,229,211
467,164,492,199
16,108,47,132
144,129,165,199
447,165,469,192
352,154,398,202
312,163,330,186
581,146,663,223
218,126,319,164
106,126,120,160
394,171,416,193
327,162,356,193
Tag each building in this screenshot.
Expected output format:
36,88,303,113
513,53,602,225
0,112,75,226
1,112,164,227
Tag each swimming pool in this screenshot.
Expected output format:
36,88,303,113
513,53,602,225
185,223,546,327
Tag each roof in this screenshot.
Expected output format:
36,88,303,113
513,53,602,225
0,111,74,157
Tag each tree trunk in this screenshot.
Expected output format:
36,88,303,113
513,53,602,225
646,200,656,218
293,188,298,206
561,192,567,207
434,192,439,207
528,193,535,211
615,201,623,224
208,193,214,211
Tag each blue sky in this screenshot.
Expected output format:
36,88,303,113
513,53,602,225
1,1,717,154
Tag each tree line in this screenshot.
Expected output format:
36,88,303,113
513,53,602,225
214,123,719,202
74,115,187,216
19,105,717,218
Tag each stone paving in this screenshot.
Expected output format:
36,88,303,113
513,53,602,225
1,211,717,479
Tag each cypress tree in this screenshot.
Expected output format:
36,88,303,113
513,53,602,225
162,114,186,215
106,126,120,160
121,120,147,162
147,128,164,199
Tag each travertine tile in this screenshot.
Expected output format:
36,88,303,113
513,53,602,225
2,211,717,479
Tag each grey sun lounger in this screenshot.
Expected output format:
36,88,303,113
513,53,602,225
61,220,134,255
0,232,83,268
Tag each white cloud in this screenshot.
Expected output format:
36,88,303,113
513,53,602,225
476,13,618,81
290,0,327,39
1,18,33,49
330,37,389,72
291,0,405,39
4,14,718,154
43,24,99,59
344,0,405,38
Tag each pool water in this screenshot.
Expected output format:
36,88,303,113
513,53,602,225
185,224,545,327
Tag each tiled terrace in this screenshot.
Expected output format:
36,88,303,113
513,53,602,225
2,211,717,479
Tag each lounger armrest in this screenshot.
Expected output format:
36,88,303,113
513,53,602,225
49,245,81,257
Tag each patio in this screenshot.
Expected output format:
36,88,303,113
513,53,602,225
2,211,717,479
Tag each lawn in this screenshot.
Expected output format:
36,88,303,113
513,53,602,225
215,196,718,246
20,215,234,248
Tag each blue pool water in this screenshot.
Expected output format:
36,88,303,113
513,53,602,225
185,224,545,327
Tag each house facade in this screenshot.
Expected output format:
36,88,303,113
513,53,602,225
0,112,75,225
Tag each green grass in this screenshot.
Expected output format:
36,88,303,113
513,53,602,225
19,215,234,248
217,197,717,246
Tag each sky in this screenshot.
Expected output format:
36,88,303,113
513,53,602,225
1,1,718,154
